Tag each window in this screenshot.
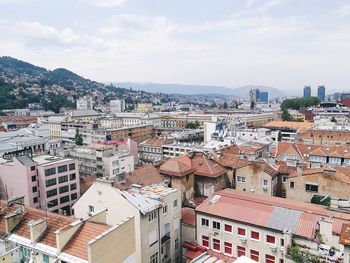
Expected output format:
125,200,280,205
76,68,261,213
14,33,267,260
43,254,49,263
69,163,76,171
212,221,221,230
224,224,232,233
58,175,68,183
266,254,275,263
69,173,76,180
89,205,94,213
212,238,220,252
33,197,38,203
48,199,58,208
237,246,246,257
238,228,246,236
32,186,37,193
59,185,69,194
45,168,56,176
262,179,268,186
162,205,168,214
173,199,178,208
305,184,318,192
46,189,57,198
237,176,246,183
282,176,287,183
150,252,158,263
224,242,232,255
149,228,158,246
202,235,209,247
46,178,57,187
57,165,68,173
266,235,276,244
251,231,260,240
31,175,36,182
31,166,36,171
289,181,295,189
201,218,209,227
175,238,179,250
71,193,78,200
251,250,259,261
280,238,284,247
70,183,77,191
149,211,157,222
60,195,70,204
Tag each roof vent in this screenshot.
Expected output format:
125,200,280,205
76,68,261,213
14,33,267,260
208,195,221,206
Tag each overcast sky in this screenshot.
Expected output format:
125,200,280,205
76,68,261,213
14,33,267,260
1,0,350,95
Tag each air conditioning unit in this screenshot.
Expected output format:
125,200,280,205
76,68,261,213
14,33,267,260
263,186,268,191
240,237,247,244
270,246,277,252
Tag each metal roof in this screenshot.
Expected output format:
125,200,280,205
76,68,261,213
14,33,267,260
266,206,301,234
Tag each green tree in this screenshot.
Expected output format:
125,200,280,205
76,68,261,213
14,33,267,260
75,128,83,145
277,131,282,142
250,101,255,110
223,102,228,109
281,108,289,121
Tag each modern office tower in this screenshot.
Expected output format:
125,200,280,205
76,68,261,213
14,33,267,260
259,91,269,103
303,86,311,98
317,85,326,101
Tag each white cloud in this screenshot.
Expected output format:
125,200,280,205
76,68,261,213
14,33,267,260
338,3,350,16
79,0,126,7
256,0,288,14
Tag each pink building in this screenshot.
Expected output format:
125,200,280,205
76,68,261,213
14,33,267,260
0,154,80,215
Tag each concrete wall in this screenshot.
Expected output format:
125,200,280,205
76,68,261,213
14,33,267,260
88,217,136,263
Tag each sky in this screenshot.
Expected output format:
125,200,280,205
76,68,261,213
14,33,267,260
1,0,350,95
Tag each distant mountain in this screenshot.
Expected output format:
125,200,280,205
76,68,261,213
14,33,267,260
0,56,146,112
112,82,286,99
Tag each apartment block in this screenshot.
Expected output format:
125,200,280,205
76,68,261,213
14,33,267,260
195,189,349,263
0,201,136,263
0,154,80,215
139,138,169,164
73,179,182,263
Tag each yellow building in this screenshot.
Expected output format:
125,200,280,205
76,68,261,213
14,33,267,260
137,103,153,112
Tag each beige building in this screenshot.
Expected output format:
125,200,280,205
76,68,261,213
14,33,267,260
72,179,182,263
0,199,136,263
137,103,153,112
234,160,279,196
284,166,350,207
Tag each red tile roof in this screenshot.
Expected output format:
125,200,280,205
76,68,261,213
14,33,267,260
196,189,350,240
80,175,97,194
63,222,110,260
160,153,227,178
141,138,169,147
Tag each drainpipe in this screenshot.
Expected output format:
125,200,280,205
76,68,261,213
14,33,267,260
158,208,161,263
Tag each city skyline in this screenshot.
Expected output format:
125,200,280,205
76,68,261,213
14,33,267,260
1,0,350,94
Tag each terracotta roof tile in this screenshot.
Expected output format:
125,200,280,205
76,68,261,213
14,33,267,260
63,222,110,260
141,138,169,147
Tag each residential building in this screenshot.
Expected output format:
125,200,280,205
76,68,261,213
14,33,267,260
303,85,311,98
39,115,69,139
195,189,349,262
61,121,99,144
287,110,305,122
139,138,169,164
94,124,153,143
317,85,326,102
297,128,350,146
68,143,134,178
113,112,161,127
76,97,93,110
0,116,37,132
137,102,153,112
73,180,182,263
110,99,125,113
99,116,123,129
263,120,312,141
160,152,229,202
0,201,136,263
283,166,350,207
341,93,350,107
0,154,79,215
67,109,101,122
249,89,260,103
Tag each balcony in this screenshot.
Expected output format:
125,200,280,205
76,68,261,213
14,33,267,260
161,232,170,244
